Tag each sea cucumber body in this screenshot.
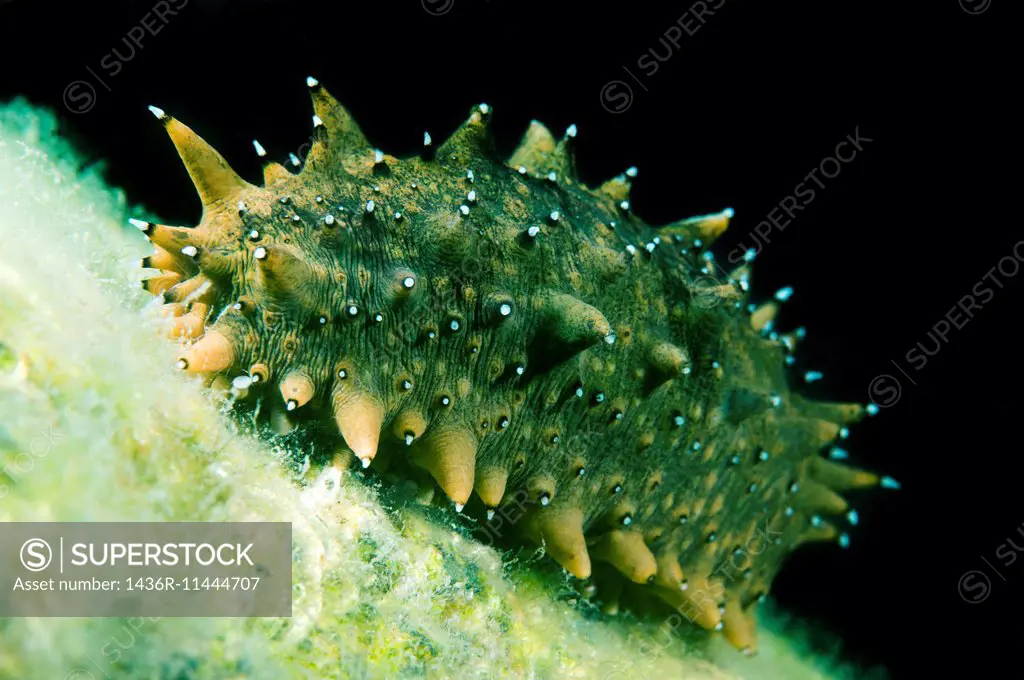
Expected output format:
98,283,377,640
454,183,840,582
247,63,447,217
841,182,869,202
138,84,881,653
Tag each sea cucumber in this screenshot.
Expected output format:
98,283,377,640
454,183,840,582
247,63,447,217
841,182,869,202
134,77,894,654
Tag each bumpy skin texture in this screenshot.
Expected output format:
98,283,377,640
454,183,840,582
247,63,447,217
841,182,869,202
137,80,885,655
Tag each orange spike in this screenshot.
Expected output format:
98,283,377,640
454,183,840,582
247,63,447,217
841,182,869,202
524,507,591,579
168,303,209,340
808,418,841,447
750,302,778,332
177,330,235,374
679,574,724,631
721,599,758,655
597,172,632,202
659,208,733,246
129,217,194,252
646,341,690,377
149,106,252,209
248,363,270,385
162,275,215,305
159,302,188,318
537,292,612,349
794,519,839,547
810,457,879,491
526,475,557,506
391,409,426,446
508,120,556,174
280,372,316,411
653,552,685,591
804,400,866,425
548,126,578,182
410,426,478,508
690,209,732,243
141,272,182,295
474,467,508,510
189,302,210,319
142,246,194,276
305,77,370,158
589,530,657,584
798,480,849,515
437,104,495,164
332,389,384,468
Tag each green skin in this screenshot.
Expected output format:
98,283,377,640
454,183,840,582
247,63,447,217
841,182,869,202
142,90,873,646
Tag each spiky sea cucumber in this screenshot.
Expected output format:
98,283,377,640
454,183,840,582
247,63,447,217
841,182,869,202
134,77,894,654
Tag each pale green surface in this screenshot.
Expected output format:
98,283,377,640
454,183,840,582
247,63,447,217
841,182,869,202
0,98,878,680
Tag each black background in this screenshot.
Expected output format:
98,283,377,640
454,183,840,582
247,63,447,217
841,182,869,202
0,1,1017,677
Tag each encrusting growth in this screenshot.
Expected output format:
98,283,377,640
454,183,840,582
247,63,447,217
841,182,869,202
136,78,897,655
